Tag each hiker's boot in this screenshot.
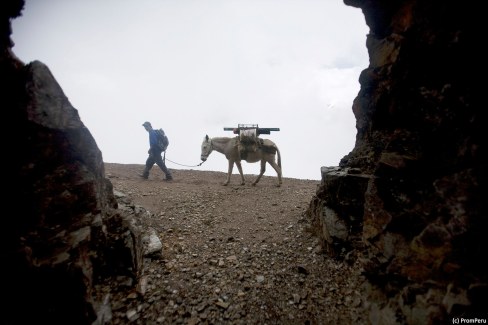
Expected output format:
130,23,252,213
158,164,173,181
140,167,150,179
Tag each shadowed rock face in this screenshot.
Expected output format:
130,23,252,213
2,1,143,324
2,0,484,324
307,0,484,323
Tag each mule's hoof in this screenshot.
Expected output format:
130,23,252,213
251,183,257,186
222,183,229,186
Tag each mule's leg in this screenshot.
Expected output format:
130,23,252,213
235,161,245,185
268,159,282,187
252,159,267,186
223,160,234,186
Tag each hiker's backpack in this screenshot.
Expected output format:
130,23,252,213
155,129,169,152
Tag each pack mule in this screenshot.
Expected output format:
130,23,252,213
200,135,282,187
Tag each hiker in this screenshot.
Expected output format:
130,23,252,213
140,121,173,181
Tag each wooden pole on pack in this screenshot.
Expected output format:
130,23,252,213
256,128,280,135
223,126,280,135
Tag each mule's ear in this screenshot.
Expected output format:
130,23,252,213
205,134,209,141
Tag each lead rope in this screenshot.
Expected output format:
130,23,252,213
166,158,205,167
163,151,206,167
163,138,211,168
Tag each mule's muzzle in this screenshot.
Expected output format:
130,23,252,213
201,156,207,161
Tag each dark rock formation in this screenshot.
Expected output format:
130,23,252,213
2,1,143,324
307,0,484,323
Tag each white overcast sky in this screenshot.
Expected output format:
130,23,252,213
12,0,368,180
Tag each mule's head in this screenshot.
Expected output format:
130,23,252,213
200,135,213,161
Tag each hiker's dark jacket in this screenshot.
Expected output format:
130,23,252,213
148,130,159,149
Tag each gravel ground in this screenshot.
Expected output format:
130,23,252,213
100,163,367,325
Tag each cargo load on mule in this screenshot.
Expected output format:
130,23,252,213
223,124,280,159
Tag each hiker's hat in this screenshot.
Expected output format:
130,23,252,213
142,121,152,127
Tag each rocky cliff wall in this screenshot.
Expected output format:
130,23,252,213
2,1,144,324
307,0,484,323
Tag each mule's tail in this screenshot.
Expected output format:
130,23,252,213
276,145,282,170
